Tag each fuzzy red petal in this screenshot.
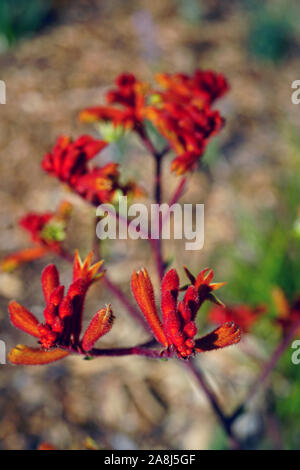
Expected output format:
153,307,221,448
8,301,40,338
81,305,114,352
8,345,69,365
195,322,241,352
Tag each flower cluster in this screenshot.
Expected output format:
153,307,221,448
79,70,228,175
146,70,228,174
1,201,72,272
8,251,114,365
131,267,240,359
42,135,140,206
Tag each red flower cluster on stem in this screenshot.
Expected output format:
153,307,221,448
8,251,115,365
131,267,240,359
42,135,140,206
79,69,228,175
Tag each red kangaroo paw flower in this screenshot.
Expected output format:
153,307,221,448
131,266,240,359
184,267,225,308
43,304,56,326
182,285,199,320
8,345,69,365
144,69,228,175
183,321,197,338
14,201,72,252
209,304,266,333
73,250,104,286
79,73,147,131
1,246,48,272
41,264,60,303
195,322,241,352
171,151,202,175
49,285,65,306
8,301,40,338
161,270,182,346
42,135,139,206
131,269,169,347
8,252,107,365
155,70,229,106
58,296,73,319
67,278,88,300
81,304,115,352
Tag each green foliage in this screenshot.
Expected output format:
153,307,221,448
246,4,294,63
176,0,204,24
144,119,168,153
201,139,221,168
0,0,54,48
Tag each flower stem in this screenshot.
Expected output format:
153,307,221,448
168,177,187,207
185,359,241,449
103,274,149,330
62,339,171,360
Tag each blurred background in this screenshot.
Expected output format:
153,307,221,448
0,0,300,450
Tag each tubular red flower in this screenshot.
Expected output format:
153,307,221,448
184,267,226,308
131,269,169,347
8,345,69,365
9,301,40,338
81,304,115,352
41,264,60,303
194,322,241,353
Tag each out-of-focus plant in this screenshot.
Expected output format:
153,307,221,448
176,0,204,24
246,2,296,63
0,0,55,50
204,119,300,447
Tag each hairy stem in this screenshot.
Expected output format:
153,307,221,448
61,339,171,360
